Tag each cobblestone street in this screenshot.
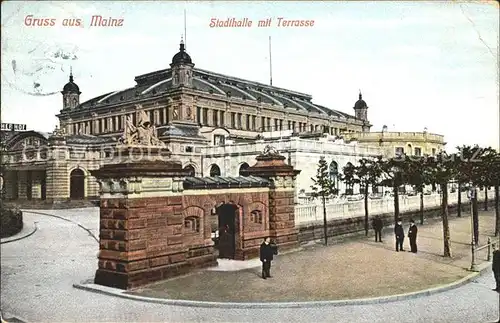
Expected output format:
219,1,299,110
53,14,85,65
0,208,499,323
129,210,497,302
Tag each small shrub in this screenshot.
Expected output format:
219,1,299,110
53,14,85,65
1,206,23,238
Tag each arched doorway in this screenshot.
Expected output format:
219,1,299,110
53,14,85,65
184,165,195,177
239,162,250,176
209,164,221,177
216,203,238,259
70,168,85,199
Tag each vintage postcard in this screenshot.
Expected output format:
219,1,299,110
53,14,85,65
1,1,499,322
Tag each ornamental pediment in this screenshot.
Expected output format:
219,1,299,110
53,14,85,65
11,136,48,150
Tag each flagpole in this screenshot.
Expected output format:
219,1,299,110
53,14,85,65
269,36,273,86
184,9,187,48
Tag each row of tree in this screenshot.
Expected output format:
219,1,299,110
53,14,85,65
311,145,500,257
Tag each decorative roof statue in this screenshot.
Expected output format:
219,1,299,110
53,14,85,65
262,144,279,156
51,125,66,137
118,107,165,147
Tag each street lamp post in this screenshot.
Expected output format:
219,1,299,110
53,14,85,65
468,186,478,271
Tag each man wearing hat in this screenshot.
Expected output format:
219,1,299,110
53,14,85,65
493,248,500,292
408,219,418,253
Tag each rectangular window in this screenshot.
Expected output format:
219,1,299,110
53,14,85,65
252,116,256,130
414,147,422,156
432,148,436,156
149,111,154,124
231,112,236,128
261,117,266,131
267,118,271,130
220,111,225,127
202,108,208,126
196,107,201,124
214,134,225,146
279,119,283,131
237,113,242,129
213,110,219,127
246,114,250,130
292,121,296,132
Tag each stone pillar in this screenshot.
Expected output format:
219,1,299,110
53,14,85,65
45,134,70,200
4,171,18,199
17,170,28,199
241,150,301,253
91,151,217,290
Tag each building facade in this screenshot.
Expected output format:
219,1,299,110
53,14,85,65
0,40,445,203
343,126,446,158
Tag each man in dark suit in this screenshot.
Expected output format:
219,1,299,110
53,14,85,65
372,215,384,242
394,219,405,252
408,219,418,253
260,237,275,279
493,249,500,292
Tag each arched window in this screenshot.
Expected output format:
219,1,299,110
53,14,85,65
344,162,354,195
184,165,195,177
184,216,200,233
250,210,263,224
329,161,338,182
209,164,221,177
239,162,250,176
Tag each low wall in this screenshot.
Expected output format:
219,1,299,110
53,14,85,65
295,189,493,226
298,198,495,244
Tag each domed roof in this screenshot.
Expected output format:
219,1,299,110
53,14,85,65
171,40,193,65
62,73,80,94
354,92,367,109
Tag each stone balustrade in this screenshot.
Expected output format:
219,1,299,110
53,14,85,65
202,136,382,157
294,189,492,226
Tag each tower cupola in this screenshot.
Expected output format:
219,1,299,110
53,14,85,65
61,68,81,110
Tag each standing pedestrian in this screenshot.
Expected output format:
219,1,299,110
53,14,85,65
372,215,384,242
408,219,418,253
394,218,405,252
493,248,500,292
260,237,275,279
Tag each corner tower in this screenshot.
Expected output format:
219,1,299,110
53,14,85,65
170,38,194,88
353,91,370,132
61,68,81,110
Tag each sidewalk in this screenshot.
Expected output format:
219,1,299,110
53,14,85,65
127,210,497,302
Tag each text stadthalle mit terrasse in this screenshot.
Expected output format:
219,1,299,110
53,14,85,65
209,17,315,28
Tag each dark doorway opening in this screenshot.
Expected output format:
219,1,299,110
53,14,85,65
70,168,85,199
184,165,196,177
216,203,237,259
210,164,221,177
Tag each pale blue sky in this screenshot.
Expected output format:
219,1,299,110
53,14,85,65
1,1,498,150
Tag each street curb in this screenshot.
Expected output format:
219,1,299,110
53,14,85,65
73,262,492,309
0,222,38,245
0,310,28,323
22,210,98,243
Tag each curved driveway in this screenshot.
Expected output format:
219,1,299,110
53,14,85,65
1,209,499,323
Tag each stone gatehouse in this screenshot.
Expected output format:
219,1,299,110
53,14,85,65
92,149,300,289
